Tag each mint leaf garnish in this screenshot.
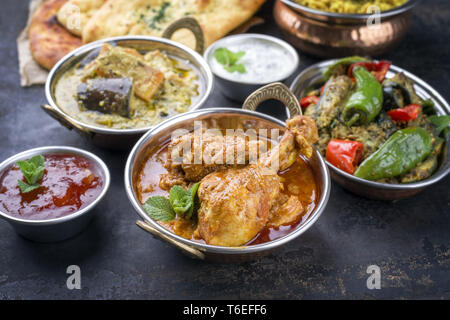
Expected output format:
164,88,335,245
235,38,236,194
16,155,45,193
143,196,175,222
214,48,246,74
144,183,201,222
185,182,200,219
169,185,191,215
17,180,40,193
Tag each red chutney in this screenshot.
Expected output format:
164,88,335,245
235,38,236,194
0,154,102,220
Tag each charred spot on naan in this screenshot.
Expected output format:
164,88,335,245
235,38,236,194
29,0,82,70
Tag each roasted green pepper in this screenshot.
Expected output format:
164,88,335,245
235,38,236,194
323,56,370,79
354,127,433,181
342,66,383,126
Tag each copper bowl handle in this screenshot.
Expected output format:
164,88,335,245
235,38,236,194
242,82,302,118
162,17,205,54
136,220,205,260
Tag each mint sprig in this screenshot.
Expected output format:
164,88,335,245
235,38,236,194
214,48,246,74
169,185,191,215
16,155,45,193
143,196,175,222
143,183,200,222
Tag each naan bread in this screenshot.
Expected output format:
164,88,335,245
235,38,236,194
29,0,82,70
82,0,266,47
57,0,107,36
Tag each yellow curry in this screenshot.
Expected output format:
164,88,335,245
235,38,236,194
294,0,409,14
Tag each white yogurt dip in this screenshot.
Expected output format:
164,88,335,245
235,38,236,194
207,35,298,84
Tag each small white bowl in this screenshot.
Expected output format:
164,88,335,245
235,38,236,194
204,34,299,102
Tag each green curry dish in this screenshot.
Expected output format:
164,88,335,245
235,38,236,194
354,127,433,181
303,56,446,184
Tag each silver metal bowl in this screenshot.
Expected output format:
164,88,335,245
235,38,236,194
275,0,421,57
125,83,330,262
290,59,450,200
43,23,213,150
0,146,110,242
204,34,299,103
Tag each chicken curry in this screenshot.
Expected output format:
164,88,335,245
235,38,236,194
136,115,320,247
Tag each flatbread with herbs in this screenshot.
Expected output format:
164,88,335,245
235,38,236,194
29,0,266,69
82,0,267,47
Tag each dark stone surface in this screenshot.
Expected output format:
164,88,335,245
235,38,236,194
0,0,449,299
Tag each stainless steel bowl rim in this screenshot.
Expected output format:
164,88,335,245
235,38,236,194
290,59,450,191
204,33,300,85
0,146,111,226
45,35,214,135
281,0,421,21
125,107,331,254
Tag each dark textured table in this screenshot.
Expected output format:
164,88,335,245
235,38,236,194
0,0,449,300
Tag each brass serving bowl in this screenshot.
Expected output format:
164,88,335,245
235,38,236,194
290,59,450,200
42,18,213,150
125,83,331,262
274,0,421,57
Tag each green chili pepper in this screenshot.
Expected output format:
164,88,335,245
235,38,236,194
323,56,370,79
342,66,383,126
354,127,433,181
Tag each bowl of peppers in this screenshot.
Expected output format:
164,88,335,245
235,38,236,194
290,56,450,200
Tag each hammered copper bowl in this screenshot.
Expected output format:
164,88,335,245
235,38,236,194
274,0,421,57
42,19,213,150
290,60,450,200
125,83,331,262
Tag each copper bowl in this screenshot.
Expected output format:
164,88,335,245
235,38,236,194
274,0,421,57
125,83,331,262
290,60,450,200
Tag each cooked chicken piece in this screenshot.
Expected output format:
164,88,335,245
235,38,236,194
194,164,281,246
160,128,264,188
267,195,304,228
195,115,318,246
